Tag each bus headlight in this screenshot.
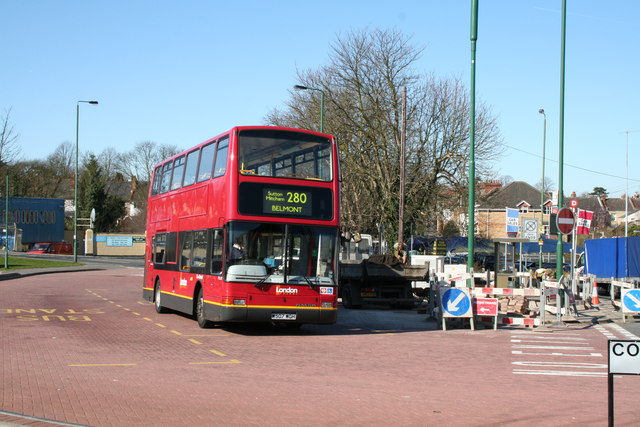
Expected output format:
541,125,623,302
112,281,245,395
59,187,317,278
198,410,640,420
233,299,246,306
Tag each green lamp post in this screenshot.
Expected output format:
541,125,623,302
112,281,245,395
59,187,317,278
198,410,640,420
74,100,99,263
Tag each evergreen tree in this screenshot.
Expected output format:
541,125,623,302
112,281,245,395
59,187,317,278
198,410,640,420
79,155,125,232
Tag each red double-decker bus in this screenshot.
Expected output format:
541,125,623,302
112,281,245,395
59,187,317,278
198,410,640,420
143,126,340,327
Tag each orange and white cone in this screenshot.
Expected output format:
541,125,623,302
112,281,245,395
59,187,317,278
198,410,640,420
591,281,600,309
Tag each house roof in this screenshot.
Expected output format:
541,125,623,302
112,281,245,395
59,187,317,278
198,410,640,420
477,181,545,210
569,195,640,214
477,181,640,214
568,196,603,212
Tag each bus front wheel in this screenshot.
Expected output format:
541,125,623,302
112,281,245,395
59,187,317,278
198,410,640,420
154,280,167,314
196,287,214,328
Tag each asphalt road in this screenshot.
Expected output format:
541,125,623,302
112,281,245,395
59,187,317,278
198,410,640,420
14,252,144,269
1,268,640,426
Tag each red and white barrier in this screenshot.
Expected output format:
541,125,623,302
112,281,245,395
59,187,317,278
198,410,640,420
476,316,540,326
471,287,540,297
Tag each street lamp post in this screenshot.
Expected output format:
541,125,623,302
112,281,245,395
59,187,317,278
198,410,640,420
556,0,567,280
467,0,479,278
539,109,546,268
623,130,640,237
74,100,98,263
293,85,325,133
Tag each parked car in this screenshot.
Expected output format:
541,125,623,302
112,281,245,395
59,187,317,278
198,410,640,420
28,242,73,255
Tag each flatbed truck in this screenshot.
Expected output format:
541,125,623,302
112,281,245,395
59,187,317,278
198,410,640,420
338,234,429,308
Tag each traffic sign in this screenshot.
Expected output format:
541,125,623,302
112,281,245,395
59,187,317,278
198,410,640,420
570,199,578,208
609,340,640,375
621,289,640,313
440,287,472,318
608,339,640,425
472,297,498,316
522,218,538,242
556,207,575,234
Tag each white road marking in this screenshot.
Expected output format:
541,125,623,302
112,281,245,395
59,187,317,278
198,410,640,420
512,350,602,357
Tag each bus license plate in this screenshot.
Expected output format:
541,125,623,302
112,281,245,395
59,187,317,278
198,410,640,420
271,313,296,320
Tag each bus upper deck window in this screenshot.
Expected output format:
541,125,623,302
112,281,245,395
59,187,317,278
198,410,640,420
171,156,185,190
197,142,215,182
214,138,228,177
183,149,200,187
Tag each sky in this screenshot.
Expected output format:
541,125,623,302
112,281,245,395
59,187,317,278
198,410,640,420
2,0,639,197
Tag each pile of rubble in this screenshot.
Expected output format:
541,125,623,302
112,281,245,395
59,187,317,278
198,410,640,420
498,296,537,316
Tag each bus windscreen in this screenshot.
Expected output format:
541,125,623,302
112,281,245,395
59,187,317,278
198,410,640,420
237,129,332,181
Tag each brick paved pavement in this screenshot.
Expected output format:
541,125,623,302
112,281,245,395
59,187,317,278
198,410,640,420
1,268,639,426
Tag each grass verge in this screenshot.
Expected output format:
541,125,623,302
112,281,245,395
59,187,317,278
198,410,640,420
0,256,82,271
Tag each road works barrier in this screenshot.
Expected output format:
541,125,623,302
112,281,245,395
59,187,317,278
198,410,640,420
469,280,578,328
611,280,640,323
431,275,587,330
471,287,541,327
610,280,634,309
540,279,584,324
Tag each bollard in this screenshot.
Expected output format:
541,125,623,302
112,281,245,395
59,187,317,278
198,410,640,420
426,272,437,320
540,287,545,326
556,282,562,323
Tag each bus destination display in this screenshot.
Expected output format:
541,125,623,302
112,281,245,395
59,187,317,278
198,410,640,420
263,188,312,217
238,182,332,220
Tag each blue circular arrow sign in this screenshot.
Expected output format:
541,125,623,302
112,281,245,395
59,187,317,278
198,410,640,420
622,289,640,313
442,288,471,317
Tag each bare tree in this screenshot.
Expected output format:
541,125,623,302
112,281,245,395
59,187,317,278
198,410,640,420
0,108,21,165
9,142,75,198
98,147,121,181
46,142,75,197
116,141,181,183
266,28,503,242
47,141,75,173
534,176,555,193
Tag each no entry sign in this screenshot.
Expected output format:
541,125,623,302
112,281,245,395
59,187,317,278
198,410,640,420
556,207,575,234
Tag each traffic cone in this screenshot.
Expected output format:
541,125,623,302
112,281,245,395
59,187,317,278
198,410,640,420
591,281,600,309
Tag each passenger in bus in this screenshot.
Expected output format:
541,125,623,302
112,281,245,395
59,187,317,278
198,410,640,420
228,240,246,264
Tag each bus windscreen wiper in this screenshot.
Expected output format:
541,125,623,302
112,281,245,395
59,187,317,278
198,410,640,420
302,276,315,289
255,273,272,288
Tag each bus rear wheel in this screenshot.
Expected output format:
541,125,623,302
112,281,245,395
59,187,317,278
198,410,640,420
196,287,214,328
154,280,167,314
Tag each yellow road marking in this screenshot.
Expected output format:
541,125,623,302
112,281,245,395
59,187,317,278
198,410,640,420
86,289,241,364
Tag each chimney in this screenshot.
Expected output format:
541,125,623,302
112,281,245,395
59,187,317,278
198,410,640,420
478,180,502,195
570,191,576,197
